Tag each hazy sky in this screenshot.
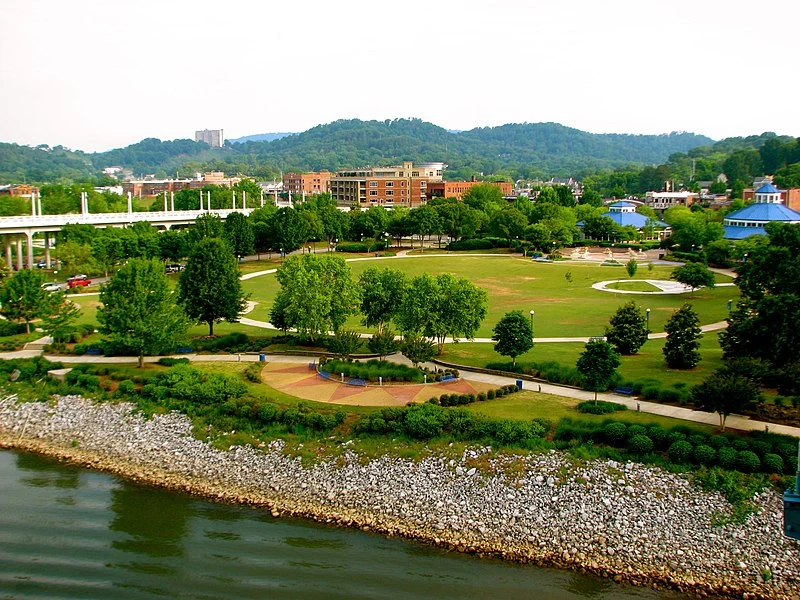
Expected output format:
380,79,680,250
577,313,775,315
2,0,799,152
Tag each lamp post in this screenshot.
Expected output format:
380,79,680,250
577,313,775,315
529,309,535,341
743,252,748,263
646,308,651,327
727,299,733,311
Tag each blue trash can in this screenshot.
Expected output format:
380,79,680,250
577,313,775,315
515,379,523,391
259,353,265,362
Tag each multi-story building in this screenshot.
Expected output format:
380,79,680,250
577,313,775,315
0,184,39,198
330,161,445,207
122,172,240,198
282,172,331,196
644,191,697,211
195,129,224,148
426,177,513,201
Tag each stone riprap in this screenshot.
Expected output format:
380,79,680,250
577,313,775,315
1,395,797,599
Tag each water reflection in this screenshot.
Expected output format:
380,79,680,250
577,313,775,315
109,484,191,559
16,450,80,489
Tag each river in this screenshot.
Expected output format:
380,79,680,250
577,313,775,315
0,449,682,599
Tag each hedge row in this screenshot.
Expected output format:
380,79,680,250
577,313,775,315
356,402,547,446
431,384,520,406
322,359,424,383
335,241,388,253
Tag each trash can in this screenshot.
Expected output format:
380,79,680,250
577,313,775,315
259,353,265,362
515,379,523,391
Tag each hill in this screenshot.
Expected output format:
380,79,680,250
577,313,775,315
227,132,295,144
1,118,716,183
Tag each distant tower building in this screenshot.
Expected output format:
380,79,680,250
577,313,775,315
195,129,224,148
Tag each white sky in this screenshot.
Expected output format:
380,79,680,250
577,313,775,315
1,0,799,153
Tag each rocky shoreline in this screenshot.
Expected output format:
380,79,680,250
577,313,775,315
1,394,798,599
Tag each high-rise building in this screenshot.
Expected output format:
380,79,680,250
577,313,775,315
195,129,224,148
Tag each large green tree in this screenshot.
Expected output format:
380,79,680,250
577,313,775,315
605,301,649,355
272,254,360,342
0,269,46,333
271,206,309,254
662,303,702,369
177,238,249,336
98,258,189,367
224,211,255,258
492,310,534,366
40,292,81,345
576,340,621,401
396,273,488,355
691,368,761,431
358,267,407,334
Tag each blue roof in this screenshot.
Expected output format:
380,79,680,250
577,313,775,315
599,211,668,228
724,203,800,222
608,201,636,208
723,225,767,240
755,183,780,194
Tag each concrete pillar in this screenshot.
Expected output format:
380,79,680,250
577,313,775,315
5,236,11,269
37,193,42,216
15,236,23,271
127,192,133,214
170,191,175,212
31,194,36,217
44,233,51,269
260,189,264,207
200,189,203,210
232,190,236,210
243,190,247,208
207,191,211,211
25,231,33,270
163,191,168,212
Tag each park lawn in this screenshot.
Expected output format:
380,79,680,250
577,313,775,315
440,334,724,389
465,392,714,434
241,255,738,338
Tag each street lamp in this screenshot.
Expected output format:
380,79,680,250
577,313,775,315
727,299,733,311
646,308,651,326
529,309,535,340
743,253,748,263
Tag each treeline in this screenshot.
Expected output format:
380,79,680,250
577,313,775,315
1,118,713,183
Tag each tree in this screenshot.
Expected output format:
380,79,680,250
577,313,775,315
224,211,255,258
272,254,360,342
367,328,400,360
177,237,249,336
400,333,435,368
0,269,46,333
581,188,603,207
605,301,649,355
407,205,442,251
327,329,362,360
670,262,716,292
626,258,638,278
358,267,406,334
576,340,621,401
186,213,224,250
663,304,702,369
691,368,761,431
271,206,309,254
489,208,527,247
396,273,488,355
492,310,534,366
40,292,81,345
98,258,189,367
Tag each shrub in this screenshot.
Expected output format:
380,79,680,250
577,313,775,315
628,434,654,455
708,435,729,450
762,453,784,474
735,451,761,473
604,422,627,445
640,385,661,400
116,379,137,396
668,440,693,463
577,400,626,415
402,403,446,439
487,390,495,400
731,438,749,451
693,444,717,466
751,441,771,459
447,238,495,251
157,357,190,367
244,363,262,383
647,426,668,448
477,392,487,401
666,431,686,446
717,446,737,469
627,424,647,438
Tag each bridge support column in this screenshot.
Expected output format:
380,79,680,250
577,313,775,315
44,233,51,269
15,236,23,271
5,236,11,269
25,231,33,270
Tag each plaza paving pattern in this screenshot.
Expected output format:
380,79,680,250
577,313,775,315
262,362,496,406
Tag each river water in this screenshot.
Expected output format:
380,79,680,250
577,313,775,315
0,450,682,599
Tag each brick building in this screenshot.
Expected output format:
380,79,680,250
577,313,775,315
282,171,331,196
426,178,513,201
330,161,445,207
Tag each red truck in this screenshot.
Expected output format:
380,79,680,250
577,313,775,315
66,274,91,288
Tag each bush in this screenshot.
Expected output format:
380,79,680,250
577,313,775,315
693,444,717,466
244,363,262,383
628,434,654,455
157,357,190,367
447,238,495,251
647,426,667,448
735,450,761,473
708,435,729,450
604,422,627,444
762,453,783,474
717,446,737,469
666,431,686,446
116,379,137,396
577,400,627,415
402,403,446,439
668,440,693,463
627,424,647,438
487,390,495,400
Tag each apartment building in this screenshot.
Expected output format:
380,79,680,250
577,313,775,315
195,129,224,148
282,171,331,196
426,178,513,201
330,161,445,207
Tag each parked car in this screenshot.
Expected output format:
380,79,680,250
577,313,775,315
66,275,91,288
41,282,64,292
165,264,185,274
35,259,57,269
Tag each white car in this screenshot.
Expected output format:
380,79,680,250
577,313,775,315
41,282,64,292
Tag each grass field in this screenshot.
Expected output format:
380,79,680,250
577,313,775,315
241,254,737,338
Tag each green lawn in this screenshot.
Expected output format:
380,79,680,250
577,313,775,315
242,254,737,338
606,281,662,292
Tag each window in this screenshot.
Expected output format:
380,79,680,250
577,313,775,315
370,190,377,196
386,190,393,196
385,181,394,187
369,181,377,187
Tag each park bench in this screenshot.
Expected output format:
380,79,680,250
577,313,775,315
175,346,193,354
440,374,457,382
613,386,634,395
85,348,103,356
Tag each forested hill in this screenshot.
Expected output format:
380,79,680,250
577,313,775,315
2,118,715,183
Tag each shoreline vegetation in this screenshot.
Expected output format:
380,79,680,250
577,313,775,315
1,394,797,599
